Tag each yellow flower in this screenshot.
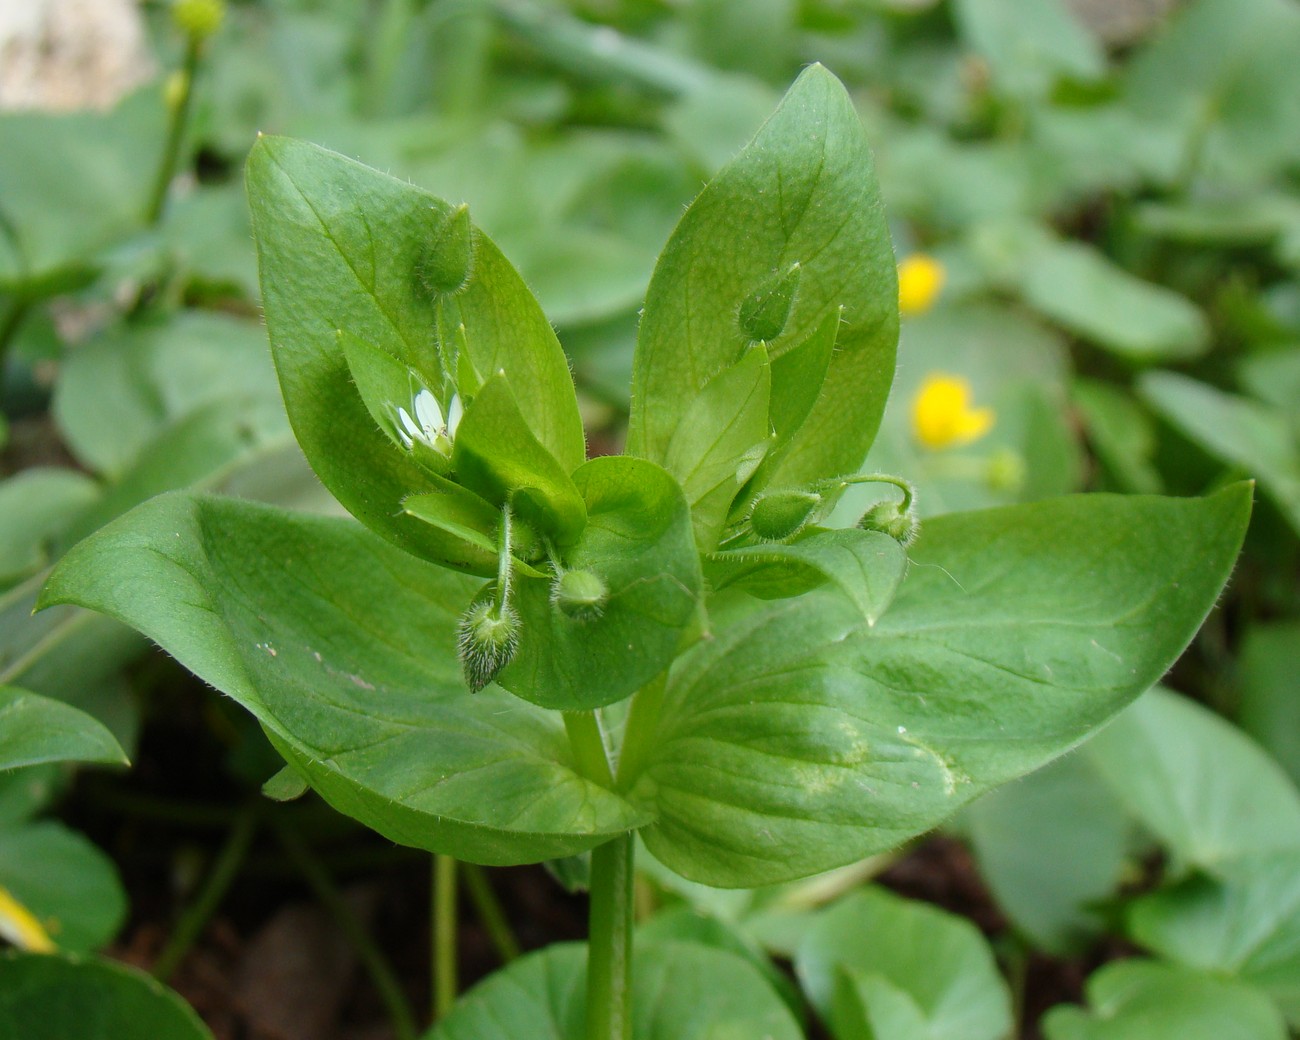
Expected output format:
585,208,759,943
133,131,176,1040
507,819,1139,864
897,254,946,316
0,885,55,953
912,373,995,450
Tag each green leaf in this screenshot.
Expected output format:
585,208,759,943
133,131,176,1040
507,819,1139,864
246,135,584,567
40,492,646,864
1072,380,1163,495
452,372,587,547
0,470,100,589
52,311,280,479
426,940,802,1040
1122,0,1300,185
705,528,907,626
0,821,126,954
830,968,931,1040
1238,621,1300,787
0,687,126,771
622,485,1250,886
1139,371,1300,535
1043,960,1286,1040
0,89,164,292
629,64,897,489
1085,687,1300,868
662,346,771,550
964,753,1131,953
501,456,701,711
955,0,1105,98
0,951,214,1040
1019,239,1209,362
1127,851,1300,1025
796,887,1012,1040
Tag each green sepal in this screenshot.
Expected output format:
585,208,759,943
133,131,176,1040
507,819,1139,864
663,346,772,551
739,262,802,344
705,527,907,625
498,456,701,711
451,372,587,547
418,202,474,295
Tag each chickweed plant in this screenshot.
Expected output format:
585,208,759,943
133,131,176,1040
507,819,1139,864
40,66,1250,1039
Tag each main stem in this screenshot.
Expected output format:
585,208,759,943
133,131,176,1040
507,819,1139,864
433,853,458,1020
564,711,633,1040
585,832,634,1040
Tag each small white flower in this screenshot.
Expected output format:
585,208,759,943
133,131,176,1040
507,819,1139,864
395,388,461,456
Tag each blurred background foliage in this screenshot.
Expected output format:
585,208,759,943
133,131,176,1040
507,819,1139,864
1,1,1299,1037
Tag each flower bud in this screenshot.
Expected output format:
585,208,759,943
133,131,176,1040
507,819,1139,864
749,490,821,542
418,203,474,296
858,501,919,547
172,0,225,42
456,595,519,693
738,262,801,343
551,569,608,622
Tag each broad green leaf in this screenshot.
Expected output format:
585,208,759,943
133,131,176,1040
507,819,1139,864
452,372,587,547
41,493,647,864
246,135,584,567
0,687,126,771
52,311,279,479
59,397,293,548
1238,347,1300,416
705,528,907,626
622,486,1250,886
1127,851,1300,1024
0,951,214,1040
501,456,701,711
0,821,126,954
0,470,99,589
0,89,163,292
637,906,805,1027
1238,622,1300,786
768,309,840,451
955,0,1104,98
1072,380,1163,495
1019,239,1208,362
1139,371,1300,535
830,968,931,1040
1085,687,1300,869
964,753,1130,953
796,888,1012,1040
663,346,771,550
629,65,897,489
1122,0,1300,185
427,940,802,1040
1042,960,1286,1040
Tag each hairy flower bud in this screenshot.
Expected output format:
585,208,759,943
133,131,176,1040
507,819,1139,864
456,595,519,693
749,490,821,542
738,262,801,344
551,568,608,622
858,501,919,547
418,203,474,296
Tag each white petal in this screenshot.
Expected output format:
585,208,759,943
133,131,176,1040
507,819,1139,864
413,389,443,438
446,394,464,436
398,406,421,441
